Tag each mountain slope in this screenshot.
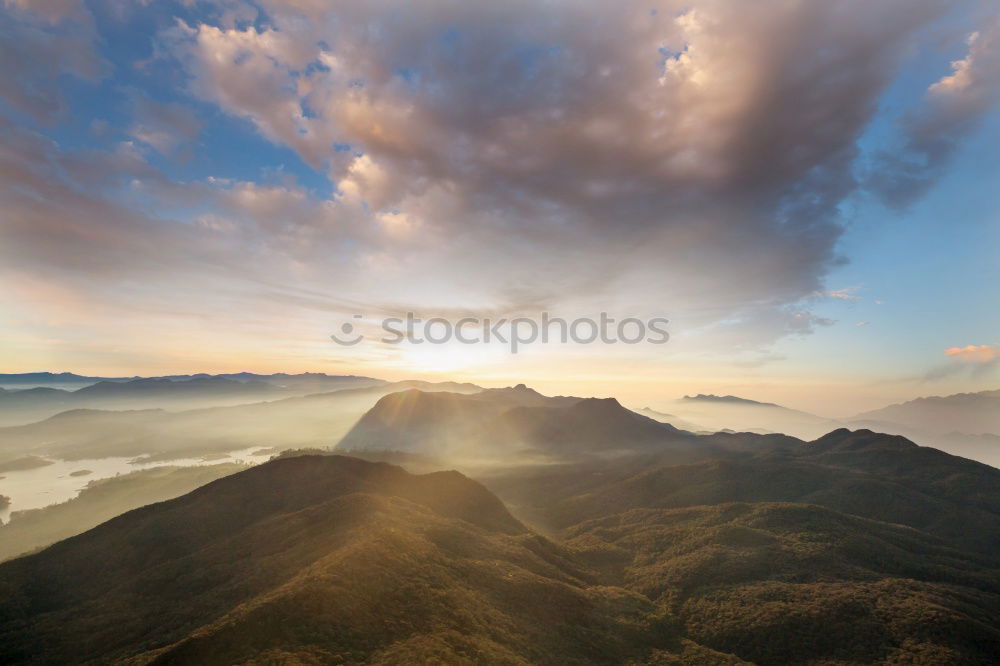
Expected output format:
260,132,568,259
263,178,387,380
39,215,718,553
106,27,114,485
0,463,246,561
635,408,705,433
4,449,1000,665
487,429,1000,558
566,502,1000,665
336,389,513,457
0,456,679,665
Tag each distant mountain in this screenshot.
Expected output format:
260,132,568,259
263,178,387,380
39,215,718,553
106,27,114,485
0,373,384,427
852,388,1000,436
635,407,706,432
0,388,78,426
0,377,278,427
71,374,384,400
153,372,385,393
660,393,835,439
840,389,1000,466
0,380,483,464
0,371,382,389
74,375,272,397
0,372,131,386
682,393,779,406
338,388,696,461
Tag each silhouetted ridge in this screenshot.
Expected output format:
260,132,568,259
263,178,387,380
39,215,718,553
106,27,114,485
39,407,165,422
682,394,777,406
75,376,270,396
503,396,686,445
810,427,917,451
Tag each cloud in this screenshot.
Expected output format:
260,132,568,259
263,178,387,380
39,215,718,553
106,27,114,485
0,0,992,364
3,0,86,24
870,17,1000,208
822,287,862,302
127,90,202,155
945,344,999,363
0,118,198,279
147,0,963,343
924,344,1000,381
0,0,107,123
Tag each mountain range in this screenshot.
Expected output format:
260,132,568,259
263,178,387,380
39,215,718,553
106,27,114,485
2,377,1000,663
655,393,836,439
852,389,1000,434
0,380,480,466
4,372,999,465
0,372,380,388
0,374,384,427
636,389,1000,467
2,446,999,664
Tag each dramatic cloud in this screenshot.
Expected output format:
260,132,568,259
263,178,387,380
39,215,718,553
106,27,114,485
154,0,956,334
0,0,994,366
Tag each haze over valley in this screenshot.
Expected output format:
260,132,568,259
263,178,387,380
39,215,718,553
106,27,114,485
4,372,1000,560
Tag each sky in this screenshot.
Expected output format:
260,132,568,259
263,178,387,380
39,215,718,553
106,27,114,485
0,0,998,416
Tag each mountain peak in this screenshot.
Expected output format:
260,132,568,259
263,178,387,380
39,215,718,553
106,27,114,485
682,393,776,407
572,396,624,410
810,427,918,452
